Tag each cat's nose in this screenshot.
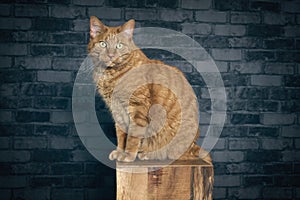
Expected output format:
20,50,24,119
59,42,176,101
108,53,115,59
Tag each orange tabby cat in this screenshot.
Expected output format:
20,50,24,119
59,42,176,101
88,16,211,163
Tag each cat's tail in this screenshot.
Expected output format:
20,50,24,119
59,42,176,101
187,143,212,165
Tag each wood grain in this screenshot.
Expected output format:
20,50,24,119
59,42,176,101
117,160,213,200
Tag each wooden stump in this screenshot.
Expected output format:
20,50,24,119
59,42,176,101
116,160,213,200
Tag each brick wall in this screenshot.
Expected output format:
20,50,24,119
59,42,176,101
0,0,299,199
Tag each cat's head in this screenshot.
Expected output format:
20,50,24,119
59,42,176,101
88,16,136,67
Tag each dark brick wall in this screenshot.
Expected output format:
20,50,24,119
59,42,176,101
0,0,299,199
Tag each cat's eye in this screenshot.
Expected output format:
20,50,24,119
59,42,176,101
116,43,123,49
99,41,107,48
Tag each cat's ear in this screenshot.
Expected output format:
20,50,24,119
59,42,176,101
90,16,105,38
121,19,135,38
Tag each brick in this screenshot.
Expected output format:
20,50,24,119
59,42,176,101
159,9,192,22
88,7,122,20
57,83,73,97
195,11,226,23
14,137,47,149
13,188,50,200
65,45,87,57
251,1,280,12
181,23,211,35
72,150,96,161
229,139,259,150
247,100,279,112
264,13,295,25
282,150,300,161
213,188,226,199
51,163,83,175
35,124,69,136
0,4,10,16
31,45,64,56
280,100,300,112
34,97,69,109
228,186,262,199
48,0,71,4
221,126,248,137
212,151,244,162
261,138,293,150
236,87,269,100
0,110,12,122
214,0,249,11
73,19,89,31
49,136,77,149
51,32,86,44
0,18,31,30
261,113,295,125
263,163,293,174
246,150,281,162
34,18,70,31
51,111,73,123
297,139,300,149
284,26,300,37
0,43,27,56
264,38,294,49
181,0,211,9
32,150,71,162
0,176,27,188
0,124,34,136
0,57,12,68
126,9,156,20
0,189,10,200
277,51,300,62
37,71,72,83
30,176,63,187
274,175,300,186
73,0,104,6
215,25,246,36
265,63,294,74
214,175,240,186
51,189,84,200
282,126,300,137
51,5,85,18
213,138,226,150
263,187,292,199
244,176,273,186
22,83,57,96
211,49,242,61
227,100,247,111
231,114,259,124
15,57,51,69
16,111,50,122
231,12,260,24
282,0,300,13
0,70,36,83
229,37,262,48
12,163,49,175
0,151,30,162
0,137,10,149
15,5,48,17
251,75,281,86
227,163,263,174
230,61,262,74
248,25,283,36
245,50,275,61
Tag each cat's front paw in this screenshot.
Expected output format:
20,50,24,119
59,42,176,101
109,149,124,161
138,152,149,160
118,152,137,162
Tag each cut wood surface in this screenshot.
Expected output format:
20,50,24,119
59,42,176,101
117,160,213,200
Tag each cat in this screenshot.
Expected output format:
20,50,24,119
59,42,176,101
88,16,211,163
